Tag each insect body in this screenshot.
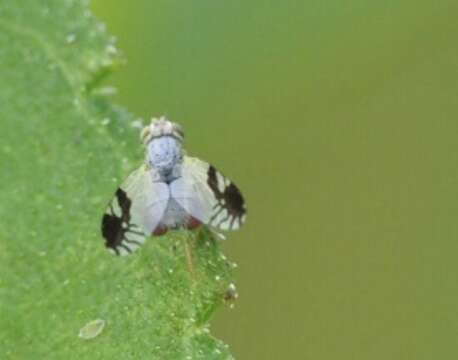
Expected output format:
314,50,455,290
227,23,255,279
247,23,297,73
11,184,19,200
101,117,247,255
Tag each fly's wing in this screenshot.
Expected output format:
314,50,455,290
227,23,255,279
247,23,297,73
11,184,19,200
170,157,246,231
101,165,170,255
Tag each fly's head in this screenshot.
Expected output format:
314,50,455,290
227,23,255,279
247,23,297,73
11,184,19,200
141,116,184,177
141,116,184,144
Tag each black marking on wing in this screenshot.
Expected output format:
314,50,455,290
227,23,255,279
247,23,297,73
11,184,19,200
207,165,246,229
101,188,145,255
102,213,123,255
116,188,131,222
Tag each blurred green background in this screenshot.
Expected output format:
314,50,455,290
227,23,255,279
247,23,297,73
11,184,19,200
92,1,458,358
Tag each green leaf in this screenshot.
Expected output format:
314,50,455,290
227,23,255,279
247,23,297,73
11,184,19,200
0,1,237,359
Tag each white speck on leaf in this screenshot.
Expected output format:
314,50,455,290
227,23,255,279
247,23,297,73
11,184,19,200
105,44,117,55
101,117,111,126
131,119,145,129
65,33,76,44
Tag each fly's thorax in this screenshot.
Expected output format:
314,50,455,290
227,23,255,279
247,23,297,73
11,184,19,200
141,116,185,181
146,136,183,180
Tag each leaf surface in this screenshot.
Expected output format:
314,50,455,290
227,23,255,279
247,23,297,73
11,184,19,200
0,1,236,359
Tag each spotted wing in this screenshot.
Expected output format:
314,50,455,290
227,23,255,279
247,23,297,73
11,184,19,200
170,157,246,231
101,165,170,255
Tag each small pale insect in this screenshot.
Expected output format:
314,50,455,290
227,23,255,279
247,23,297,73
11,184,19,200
101,117,247,255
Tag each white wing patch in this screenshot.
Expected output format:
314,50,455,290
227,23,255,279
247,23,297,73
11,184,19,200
101,165,170,255
170,157,247,231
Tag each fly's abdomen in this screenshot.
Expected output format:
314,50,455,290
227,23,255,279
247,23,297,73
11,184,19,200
160,197,189,229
